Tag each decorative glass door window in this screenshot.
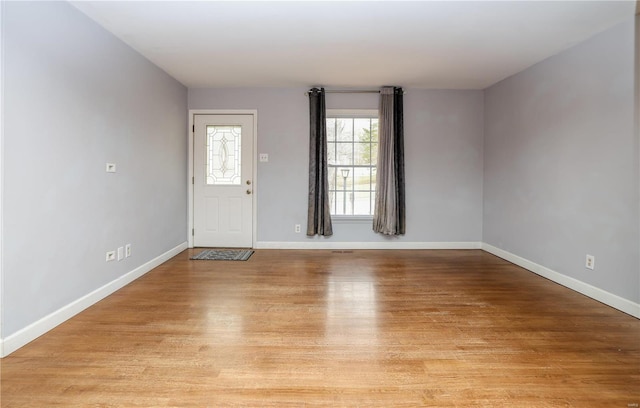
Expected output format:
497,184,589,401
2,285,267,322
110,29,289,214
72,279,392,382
206,125,242,185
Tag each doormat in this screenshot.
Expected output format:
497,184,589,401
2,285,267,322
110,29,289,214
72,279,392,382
190,249,254,261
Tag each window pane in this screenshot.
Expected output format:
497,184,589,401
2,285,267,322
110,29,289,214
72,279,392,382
370,119,379,142
354,142,371,165
371,142,378,165
336,142,353,165
336,167,353,190
327,142,336,165
336,119,353,142
354,192,372,215
354,167,371,191
206,125,241,185
327,118,336,142
336,187,352,215
354,119,372,142
328,166,337,191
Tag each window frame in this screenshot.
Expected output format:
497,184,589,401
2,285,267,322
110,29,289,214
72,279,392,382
326,109,378,222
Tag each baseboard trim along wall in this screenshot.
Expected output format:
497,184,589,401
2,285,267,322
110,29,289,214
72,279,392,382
255,241,483,250
0,241,188,357
481,243,640,319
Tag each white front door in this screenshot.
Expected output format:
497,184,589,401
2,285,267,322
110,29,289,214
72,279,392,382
193,114,254,247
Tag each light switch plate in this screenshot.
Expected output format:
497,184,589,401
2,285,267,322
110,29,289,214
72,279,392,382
106,163,116,173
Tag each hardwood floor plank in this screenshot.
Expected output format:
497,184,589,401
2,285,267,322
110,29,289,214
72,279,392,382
1,249,638,407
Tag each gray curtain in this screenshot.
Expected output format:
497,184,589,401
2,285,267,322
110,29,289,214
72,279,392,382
307,88,333,236
373,86,405,235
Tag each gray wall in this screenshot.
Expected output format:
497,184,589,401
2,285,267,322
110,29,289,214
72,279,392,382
483,18,639,302
2,2,188,337
189,88,484,244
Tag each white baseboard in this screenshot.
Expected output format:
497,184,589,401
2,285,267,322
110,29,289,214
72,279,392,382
255,241,482,250
482,243,640,319
1,241,188,357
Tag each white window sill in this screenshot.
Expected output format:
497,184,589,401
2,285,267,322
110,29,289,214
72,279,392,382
331,216,373,223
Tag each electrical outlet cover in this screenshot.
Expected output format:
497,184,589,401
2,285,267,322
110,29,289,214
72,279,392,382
586,254,595,270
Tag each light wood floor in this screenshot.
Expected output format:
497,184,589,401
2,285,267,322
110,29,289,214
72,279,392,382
1,249,639,407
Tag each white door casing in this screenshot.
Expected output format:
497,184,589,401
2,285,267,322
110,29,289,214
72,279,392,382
193,114,254,248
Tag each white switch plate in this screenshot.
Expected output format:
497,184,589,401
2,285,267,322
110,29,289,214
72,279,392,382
259,153,269,162
586,254,595,270
106,250,116,262
106,163,116,173
125,244,131,258
117,246,124,261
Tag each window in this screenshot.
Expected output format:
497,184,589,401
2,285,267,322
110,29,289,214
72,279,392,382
206,125,242,185
326,110,378,216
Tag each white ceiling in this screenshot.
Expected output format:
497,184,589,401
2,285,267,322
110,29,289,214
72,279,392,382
70,1,636,90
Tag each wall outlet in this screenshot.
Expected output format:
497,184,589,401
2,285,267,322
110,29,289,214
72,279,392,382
117,246,124,261
106,163,116,173
259,153,269,162
106,250,116,262
295,224,301,233
586,254,595,270
125,244,131,258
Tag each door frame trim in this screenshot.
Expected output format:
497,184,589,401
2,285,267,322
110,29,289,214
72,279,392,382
188,110,258,248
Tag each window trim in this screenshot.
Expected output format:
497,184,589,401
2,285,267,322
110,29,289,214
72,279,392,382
331,215,374,223
327,109,378,118
326,109,379,220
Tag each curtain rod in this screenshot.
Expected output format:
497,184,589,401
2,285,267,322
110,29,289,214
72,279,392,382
304,89,379,96
304,89,406,96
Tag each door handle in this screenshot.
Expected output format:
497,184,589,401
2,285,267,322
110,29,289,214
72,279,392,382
246,189,252,195
246,180,251,185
